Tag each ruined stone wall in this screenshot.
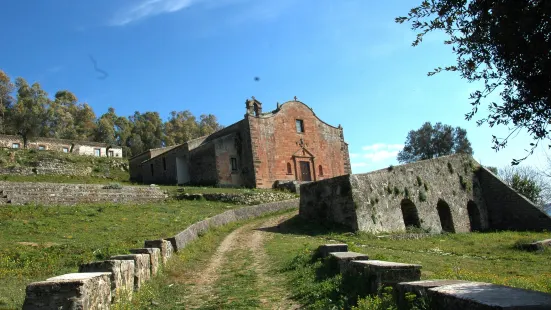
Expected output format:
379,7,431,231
477,167,551,231
214,133,246,187
301,155,489,233
248,100,350,189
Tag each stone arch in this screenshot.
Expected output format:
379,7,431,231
437,199,455,233
401,199,421,229
467,200,482,231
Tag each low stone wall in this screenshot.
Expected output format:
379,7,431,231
0,181,167,206
178,191,297,205
316,243,551,309
22,199,299,309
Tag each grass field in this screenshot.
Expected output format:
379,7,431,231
0,200,239,309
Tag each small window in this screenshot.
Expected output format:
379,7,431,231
296,119,304,133
287,163,292,175
94,149,101,157
163,157,167,171
108,150,114,157
38,145,46,151
12,143,19,149
319,165,323,176
150,164,154,176
62,147,69,153
231,157,238,171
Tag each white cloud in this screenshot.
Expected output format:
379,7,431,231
110,0,195,26
350,143,404,174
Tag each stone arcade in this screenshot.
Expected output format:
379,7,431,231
300,154,551,233
130,98,352,188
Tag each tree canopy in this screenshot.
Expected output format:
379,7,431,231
0,70,224,157
397,0,551,164
397,121,473,163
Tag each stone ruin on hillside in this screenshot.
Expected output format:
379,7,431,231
300,154,551,233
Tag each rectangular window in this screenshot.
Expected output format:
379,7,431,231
38,145,46,151
94,149,101,157
12,143,19,149
62,147,69,153
163,157,167,171
231,157,238,171
150,164,154,176
108,150,114,157
296,119,304,133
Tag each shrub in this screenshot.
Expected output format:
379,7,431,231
404,187,410,198
352,287,397,310
388,165,394,172
416,176,422,186
423,182,429,191
393,186,400,196
447,162,454,174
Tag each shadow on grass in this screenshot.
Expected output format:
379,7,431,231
254,214,353,236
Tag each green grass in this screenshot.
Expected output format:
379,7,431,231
0,200,238,309
263,216,551,309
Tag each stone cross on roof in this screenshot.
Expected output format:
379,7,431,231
294,96,298,101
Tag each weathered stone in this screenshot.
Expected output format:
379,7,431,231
428,282,551,309
110,254,150,291
79,260,134,303
208,210,237,228
396,279,471,309
300,154,551,234
328,251,369,273
516,239,551,252
317,244,348,258
129,248,160,276
346,260,421,295
23,272,111,310
144,239,173,264
167,227,198,252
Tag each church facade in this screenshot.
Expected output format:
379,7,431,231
129,98,351,188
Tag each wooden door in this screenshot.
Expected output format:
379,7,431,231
299,161,312,181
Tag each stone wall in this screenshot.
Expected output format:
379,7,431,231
0,181,167,206
477,167,551,231
23,199,299,309
247,100,351,188
0,159,93,177
301,154,524,233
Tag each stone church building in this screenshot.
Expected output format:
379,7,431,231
129,98,351,188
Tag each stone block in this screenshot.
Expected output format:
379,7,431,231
317,244,348,258
208,210,237,228
328,251,369,273
110,254,150,291
517,239,551,252
347,260,421,295
130,248,160,276
167,227,198,252
79,260,134,303
428,282,551,309
396,280,471,309
23,272,111,310
144,239,173,264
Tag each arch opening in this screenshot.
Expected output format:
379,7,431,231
437,199,455,233
401,199,421,229
467,201,482,232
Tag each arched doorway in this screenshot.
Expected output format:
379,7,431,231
437,200,455,233
401,199,421,229
467,201,482,231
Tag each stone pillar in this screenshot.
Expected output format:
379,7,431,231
79,260,135,303
23,272,111,310
110,254,150,291
144,239,173,264
130,248,161,276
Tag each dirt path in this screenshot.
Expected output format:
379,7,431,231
183,213,299,309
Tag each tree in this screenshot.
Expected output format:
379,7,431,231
10,78,51,148
94,107,117,144
0,70,14,134
164,110,199,146
499,165,550,208
397,122,473,163
198,114,223,136
129,111,164,153
397,1,551,164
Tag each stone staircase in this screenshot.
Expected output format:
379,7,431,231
0,181,167,206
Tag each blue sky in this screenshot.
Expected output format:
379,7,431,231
0,0,548,173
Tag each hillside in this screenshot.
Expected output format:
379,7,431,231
0,148,129,184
